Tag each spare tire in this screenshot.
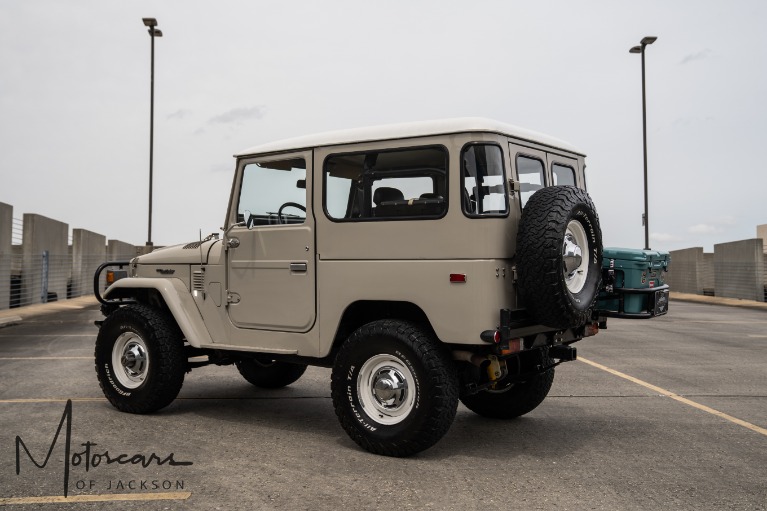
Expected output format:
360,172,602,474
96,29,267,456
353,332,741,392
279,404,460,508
516,186,603,329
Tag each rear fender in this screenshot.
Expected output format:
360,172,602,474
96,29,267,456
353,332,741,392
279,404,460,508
104,278,213,347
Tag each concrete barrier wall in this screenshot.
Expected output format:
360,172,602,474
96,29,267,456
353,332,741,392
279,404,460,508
107,240,138,261
0,202,12,309
22,213,69,304
71,229,107,298
757,224,767,248
667,247,703,294
714,238,765,302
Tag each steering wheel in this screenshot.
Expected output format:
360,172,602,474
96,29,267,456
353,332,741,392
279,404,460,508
277,202,306,224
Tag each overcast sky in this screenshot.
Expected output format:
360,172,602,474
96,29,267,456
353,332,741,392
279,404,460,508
1,0,765,251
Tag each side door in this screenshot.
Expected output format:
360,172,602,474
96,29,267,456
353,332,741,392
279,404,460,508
226,151,316,332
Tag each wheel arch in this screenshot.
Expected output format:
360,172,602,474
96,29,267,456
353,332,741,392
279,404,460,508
325,300,436,358
103,278,213,347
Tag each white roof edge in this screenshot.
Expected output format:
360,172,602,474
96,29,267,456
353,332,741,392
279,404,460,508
235,117,584,157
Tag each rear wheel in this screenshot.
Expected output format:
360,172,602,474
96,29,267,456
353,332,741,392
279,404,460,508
331,320,459,457
95,304,185,414
236,358,307,389
460,355,555,419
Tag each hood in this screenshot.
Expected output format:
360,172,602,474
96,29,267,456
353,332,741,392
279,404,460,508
135,239,223,265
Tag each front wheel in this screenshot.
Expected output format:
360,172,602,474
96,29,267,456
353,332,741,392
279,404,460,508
331,320,459,457
95,304,185,414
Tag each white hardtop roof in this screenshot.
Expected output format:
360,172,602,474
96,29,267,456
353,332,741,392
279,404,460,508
235,117,584,157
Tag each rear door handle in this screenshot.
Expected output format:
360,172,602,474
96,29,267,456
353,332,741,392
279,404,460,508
290,262,308,273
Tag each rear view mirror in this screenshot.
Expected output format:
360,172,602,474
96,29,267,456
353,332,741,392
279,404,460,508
296,179,306,189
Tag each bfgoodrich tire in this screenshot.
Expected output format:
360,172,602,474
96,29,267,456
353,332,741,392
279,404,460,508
331,320,459,457
236,358,307,389
517,186,603,329
460,354,555,419
95,304,185,414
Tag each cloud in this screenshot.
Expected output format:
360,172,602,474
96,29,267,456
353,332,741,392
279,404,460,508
688,223,720,234
208,106,266,125
680,49,712,65
651,232,683,242
167,109,192,120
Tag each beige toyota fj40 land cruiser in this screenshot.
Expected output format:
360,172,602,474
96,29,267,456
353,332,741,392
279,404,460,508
94,118,669,456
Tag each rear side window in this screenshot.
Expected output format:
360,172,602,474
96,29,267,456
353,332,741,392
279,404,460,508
461,144,508,217
324,146,447,221
552,163,576,186
517,155,545,208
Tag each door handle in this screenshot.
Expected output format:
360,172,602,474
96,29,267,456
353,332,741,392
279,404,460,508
290,262,308,273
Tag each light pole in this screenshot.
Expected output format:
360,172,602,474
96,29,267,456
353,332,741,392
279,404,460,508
630,36,656,251
142,18,163,250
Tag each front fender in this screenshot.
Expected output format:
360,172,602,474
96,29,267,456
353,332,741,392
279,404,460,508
104,278,213,348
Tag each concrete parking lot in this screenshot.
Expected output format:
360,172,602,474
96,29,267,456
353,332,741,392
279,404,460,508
0,299,765,510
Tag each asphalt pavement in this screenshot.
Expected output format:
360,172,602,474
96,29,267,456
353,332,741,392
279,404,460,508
0,296,765,510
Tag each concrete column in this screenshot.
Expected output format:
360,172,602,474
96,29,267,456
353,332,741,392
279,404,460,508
71,229,107,298
107,240,139,261
667,247,703,294
757,224,767,248
714,238,765,302
21,213,69,305
0,202,12,310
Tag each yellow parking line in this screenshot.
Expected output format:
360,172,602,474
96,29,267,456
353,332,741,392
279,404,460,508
0,398,106,403
0,357,91,360
579,356,767,437
0,492,191,505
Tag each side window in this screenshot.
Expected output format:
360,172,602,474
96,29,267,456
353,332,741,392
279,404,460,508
552,163,576,186
461,144,508,216
238,158,306,226
324,146,447,221
516,155,545,208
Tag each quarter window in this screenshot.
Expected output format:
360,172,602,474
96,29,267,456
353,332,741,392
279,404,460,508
324,147,447,221
462,144,508,216
516,155,545,208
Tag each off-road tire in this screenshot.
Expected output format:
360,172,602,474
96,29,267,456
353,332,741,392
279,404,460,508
95,304,185,414
236,358,307,389
331,320,459,457
517,186,603,329
460,355,555,419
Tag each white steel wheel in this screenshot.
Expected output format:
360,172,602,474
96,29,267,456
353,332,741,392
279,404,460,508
112,331,150,389
357,354,416,426
563,219,589,294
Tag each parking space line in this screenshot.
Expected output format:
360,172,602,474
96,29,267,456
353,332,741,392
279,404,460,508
0,335,95,337
0,492,191,505
579,356,767,437
0,357,91,360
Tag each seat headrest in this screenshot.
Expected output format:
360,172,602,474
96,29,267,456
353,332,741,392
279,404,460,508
373,187,404,205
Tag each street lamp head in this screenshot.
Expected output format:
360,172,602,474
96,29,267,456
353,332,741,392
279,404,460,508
142,18,158,28
641,36,658,45
629,46,642,54
152,29,163,37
